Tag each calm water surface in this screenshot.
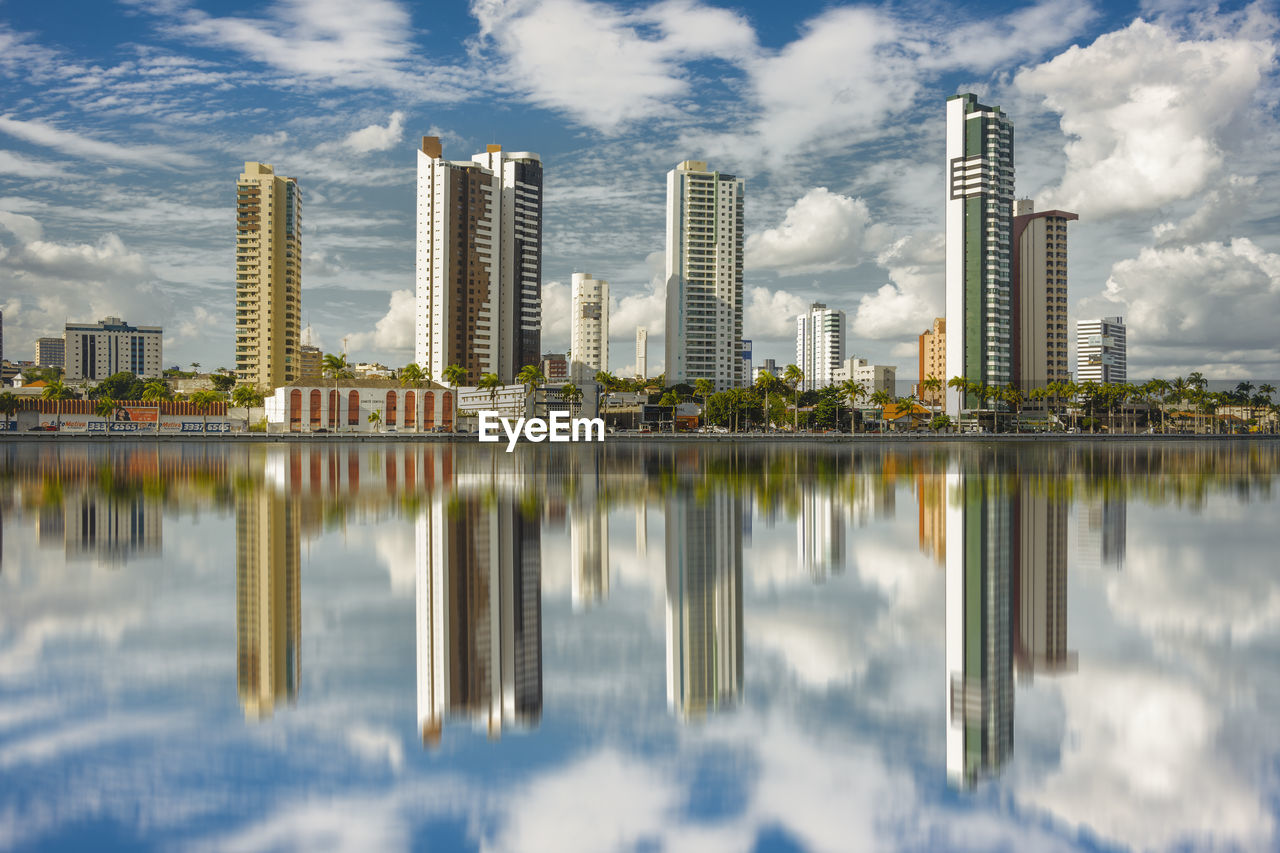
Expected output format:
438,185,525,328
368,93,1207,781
1,440,1278,852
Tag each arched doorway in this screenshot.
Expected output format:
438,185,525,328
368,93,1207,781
309,389,321,430
289,389,302,432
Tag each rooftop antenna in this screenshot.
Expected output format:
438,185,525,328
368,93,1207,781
341,335,349,357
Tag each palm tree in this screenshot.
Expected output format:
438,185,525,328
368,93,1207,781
190,389,222,433
947,375,969,414
694,378,715,408
442,364,467,433
921,376,943,409
869,389,893,431
839,379,867,433
1002,385,1024,433
782,364,804,432
755,370,782,432
94,398,117,428
141,379,171,402
516,364,546,415
0,391,19,432
560,382,583,416
368,409,382,433
41,379,76,401
232,385,264,432
478,372,503,411
323,353,352,386
400,362,425,388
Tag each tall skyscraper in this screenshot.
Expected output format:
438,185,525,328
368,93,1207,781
945,467,1014,787
65,316,163,381
916,317,946,406
415,138,543,385
797,489,845,578
665,489,743,720
1076,317,1127,384
664,160,745,391
570,272,608,383
1012,200,1076,402
236,488,301,720
635,327,648,380
415,488,542,744
796,303,845,391
945,94,1015,416
236,162,302,391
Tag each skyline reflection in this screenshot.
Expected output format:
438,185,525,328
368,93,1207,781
1,440,1277,851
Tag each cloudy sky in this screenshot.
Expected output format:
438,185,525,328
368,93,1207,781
1,0,1278,380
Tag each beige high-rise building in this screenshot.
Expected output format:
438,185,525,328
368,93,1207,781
236,162,302,391
570,272,608,383
635,327,648,380
1012,200,1076,403
916,318,945,406
236,489,301,720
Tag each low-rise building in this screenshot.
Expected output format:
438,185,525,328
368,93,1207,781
264,381,454,432
832,357,896,403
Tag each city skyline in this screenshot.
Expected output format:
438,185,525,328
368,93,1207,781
0,1,1276,382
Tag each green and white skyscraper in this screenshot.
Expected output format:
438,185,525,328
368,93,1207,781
945,94,1015,416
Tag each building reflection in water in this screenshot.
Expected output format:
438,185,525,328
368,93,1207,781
797,489,844,579
1079,495,1126,571
665,488,743,721
945,468,1014,787
235,485,301,721
415,453,543,745
946,462,1078,787
570,448,609,609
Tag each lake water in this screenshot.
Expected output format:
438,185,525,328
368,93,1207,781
1,439,1278,852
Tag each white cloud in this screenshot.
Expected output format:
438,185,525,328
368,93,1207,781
344,288,415,358
929,0,1097,72
850,232,944,340
1082,238,1280,372
471,0,756,133
746,188,890,275
343,111,405,153
541,278,571,349
1152,174,1259,246
0,149,69,178
159,0,469,98
0,115,200,169
744,286,807,341
1016,19,1276,219
740,6,917,160
1022,667,1274,851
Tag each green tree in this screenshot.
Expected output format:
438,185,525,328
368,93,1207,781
89,372,145,401
478,372,503,410
929,414,952,432
694,378,715,407
921,375,943,408
442,364,468,433
323,353,353,385
368,409,382,433
560,382,583,416
516,364,545,413
782,364,804,432
400,362,425,388
231,385,264,431
0,391,19,431
210,373,235,393
839,379,867,434
754,370,783,432
94,397,117,419
41,379,78,401
141,379,172,402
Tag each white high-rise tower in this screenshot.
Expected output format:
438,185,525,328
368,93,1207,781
664,160,745,391
796,303,845,391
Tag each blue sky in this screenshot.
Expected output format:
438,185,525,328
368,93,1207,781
1,0,1278,380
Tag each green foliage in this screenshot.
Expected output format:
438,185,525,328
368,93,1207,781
89,372,146,401
929,414,952,431
210,374,235,393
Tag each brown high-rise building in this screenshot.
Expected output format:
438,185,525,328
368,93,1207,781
1012,201,1076,403
236,489,301,719
916,317,946,406
414,138,543,386
236,162,302,391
